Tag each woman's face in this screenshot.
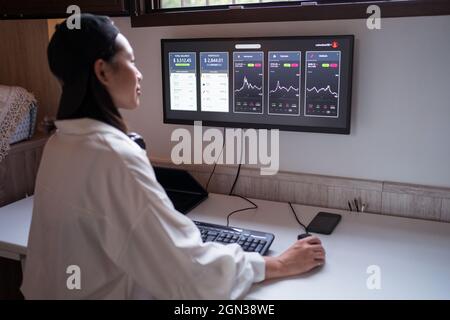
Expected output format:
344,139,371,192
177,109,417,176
95,33,143,110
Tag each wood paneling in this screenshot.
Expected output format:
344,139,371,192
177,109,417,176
441,199,450,223
328,187,382,213
269,171,383,192
278,180,295,204
47,18,65,40
383,181,450,199
150,158,450,223
206,173,234,195
0,134,48,207
294,182,328,208
381,192,442,221
252,178,279,202
0,19,60,129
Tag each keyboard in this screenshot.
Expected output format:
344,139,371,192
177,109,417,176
194,221,275,255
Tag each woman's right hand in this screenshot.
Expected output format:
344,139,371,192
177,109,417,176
263,236,326,280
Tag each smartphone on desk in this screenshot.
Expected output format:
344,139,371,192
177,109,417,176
307,212,341,235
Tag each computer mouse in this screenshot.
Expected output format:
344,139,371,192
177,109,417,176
297,233,312,240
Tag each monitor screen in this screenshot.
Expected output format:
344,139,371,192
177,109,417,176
161,35,354,134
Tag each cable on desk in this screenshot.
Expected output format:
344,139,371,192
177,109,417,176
288,202,308,233
205,127,226,192
226,194,258,227
226,195,257,227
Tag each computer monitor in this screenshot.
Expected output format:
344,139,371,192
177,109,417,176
161,35,354,134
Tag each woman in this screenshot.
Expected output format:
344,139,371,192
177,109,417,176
21,14,325,299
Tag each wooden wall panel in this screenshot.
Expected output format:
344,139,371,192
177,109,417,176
328,187,382,213
441,199,450,222
150,158,450,223
0,19,60,128
0,134,48,207
381,192,442,221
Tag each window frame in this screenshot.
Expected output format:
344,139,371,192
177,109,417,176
132,0,450,27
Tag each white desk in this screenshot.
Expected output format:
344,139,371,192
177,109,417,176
188,194,450,299
0,196,32,261
1,193,450,299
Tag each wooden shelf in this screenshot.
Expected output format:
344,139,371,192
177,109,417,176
8,132,50,155
0,132,50,207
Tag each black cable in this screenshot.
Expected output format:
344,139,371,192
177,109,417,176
228,163,242,196
229,131,244,195
223,129,259,226
226,194,258,227
288,202,308,232
205,127,225,192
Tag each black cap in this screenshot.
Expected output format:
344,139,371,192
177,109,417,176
47,13,119,119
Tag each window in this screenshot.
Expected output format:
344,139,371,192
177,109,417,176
155,0,392,9
161,0,301,10
133,0,450,27
158,0,385,10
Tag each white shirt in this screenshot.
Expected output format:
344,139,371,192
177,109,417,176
21,118,265,299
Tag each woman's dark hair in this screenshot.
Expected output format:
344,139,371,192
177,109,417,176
64,43,128,134
46,14,128,134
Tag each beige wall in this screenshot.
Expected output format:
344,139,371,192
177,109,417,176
113,15,450,188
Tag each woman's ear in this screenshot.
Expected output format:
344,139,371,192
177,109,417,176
94,59,111,87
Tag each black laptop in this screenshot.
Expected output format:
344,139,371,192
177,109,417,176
153,166,208,214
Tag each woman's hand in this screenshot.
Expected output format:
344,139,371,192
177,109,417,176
263,236,326,280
